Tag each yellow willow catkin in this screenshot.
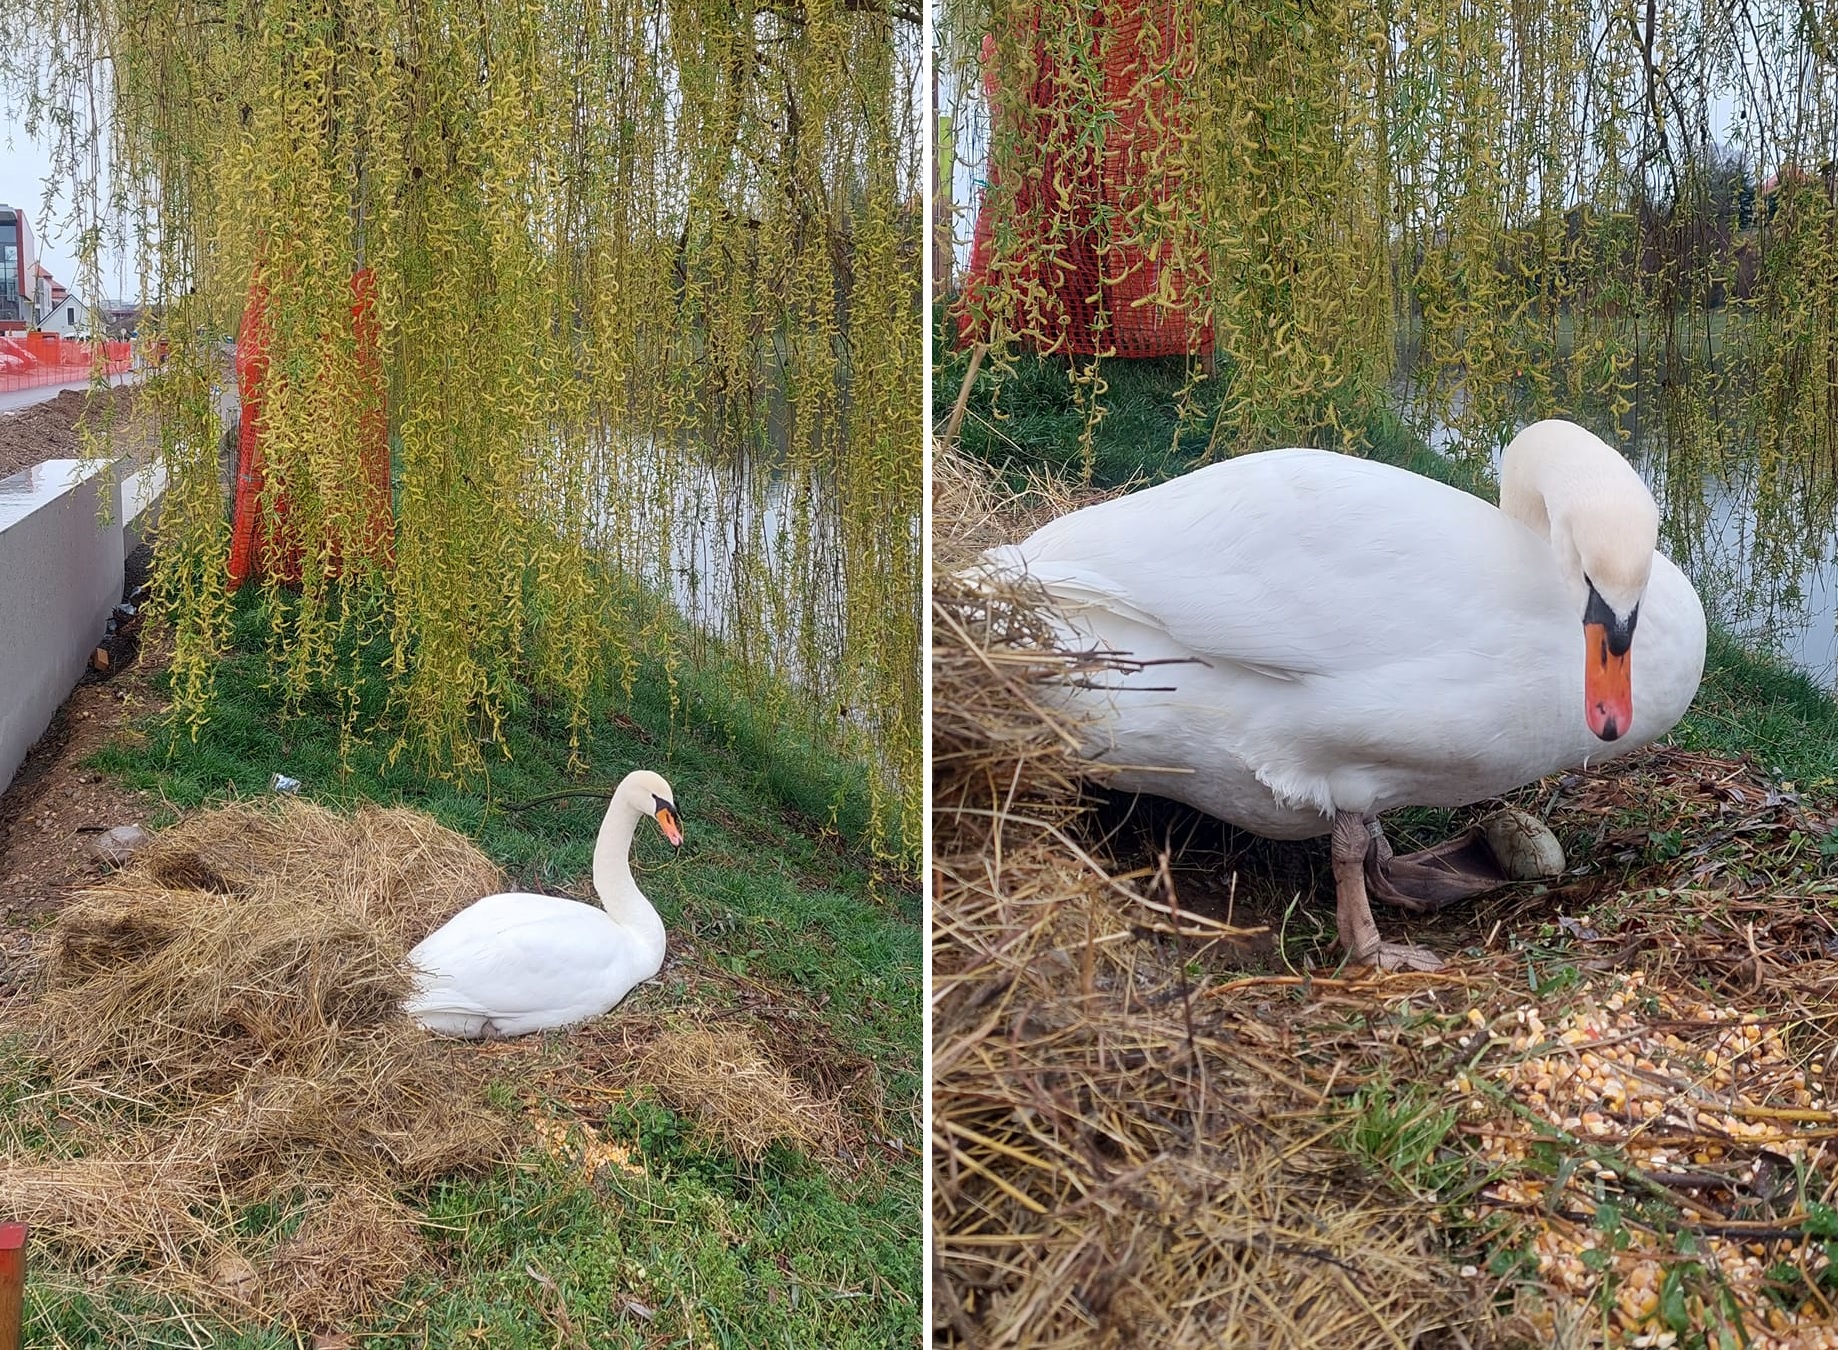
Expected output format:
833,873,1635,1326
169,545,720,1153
5,0,922,865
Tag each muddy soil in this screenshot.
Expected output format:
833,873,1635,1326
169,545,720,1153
0,614,168,921
0,385,157,482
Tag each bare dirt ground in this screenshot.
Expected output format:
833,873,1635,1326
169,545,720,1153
0,631,169,924
0,384,157,481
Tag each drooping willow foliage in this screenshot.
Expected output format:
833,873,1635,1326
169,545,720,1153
5,0,922,861
943,0,1838,665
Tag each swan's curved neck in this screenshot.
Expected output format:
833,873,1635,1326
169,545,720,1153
1498,424,1658,616
1499,447,1558,542
591,799,667,955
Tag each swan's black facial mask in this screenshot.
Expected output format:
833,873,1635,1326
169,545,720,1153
652,794,684,847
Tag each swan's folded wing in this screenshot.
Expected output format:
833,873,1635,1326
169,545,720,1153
1003,449,1540,682
1010,557,1316,682
407,902,629,1022
978,551,1164,630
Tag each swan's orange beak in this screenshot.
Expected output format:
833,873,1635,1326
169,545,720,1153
1584,622,1632,742
655,805,683,848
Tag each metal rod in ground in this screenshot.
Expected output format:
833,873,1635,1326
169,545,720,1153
0,1223,25,1350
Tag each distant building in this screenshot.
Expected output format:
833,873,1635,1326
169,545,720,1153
18,256,92,337
101,302,144,339
38,292,91,337
0,205,37,331
29,261,53,316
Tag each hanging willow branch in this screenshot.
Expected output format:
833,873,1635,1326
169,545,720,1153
3,0,922,865
947,0,1838,648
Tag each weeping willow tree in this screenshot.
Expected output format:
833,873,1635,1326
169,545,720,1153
943,0,1838,666
4,0,921,861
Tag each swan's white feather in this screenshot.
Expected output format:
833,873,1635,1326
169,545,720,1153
404,768,676,1038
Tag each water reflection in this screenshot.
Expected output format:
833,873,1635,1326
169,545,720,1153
662,448,839,698
587,429,840,683
582,418,912,803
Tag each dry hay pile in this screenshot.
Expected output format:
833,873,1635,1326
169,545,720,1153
130,795,504,948
633,1024,852,1161
0,797,510,1329
933,448,1838,1348
560,1016,857,1164
931,449,1485,1347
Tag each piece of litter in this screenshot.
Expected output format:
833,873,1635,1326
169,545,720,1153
87,824,149,868
270,772,301,794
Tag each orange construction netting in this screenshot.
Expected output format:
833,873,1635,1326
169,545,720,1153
228,268,392,589
959,4,1210,358
0,333,132,393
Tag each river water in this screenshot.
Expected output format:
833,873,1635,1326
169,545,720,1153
587,426,841,690
585,419,916,805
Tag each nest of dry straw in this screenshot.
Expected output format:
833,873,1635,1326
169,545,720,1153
0,798,509,1329
931,450,1485,1347
569,1016,857,1163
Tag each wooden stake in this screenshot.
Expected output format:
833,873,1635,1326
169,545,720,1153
940,342,988,453
0,1223,26,1350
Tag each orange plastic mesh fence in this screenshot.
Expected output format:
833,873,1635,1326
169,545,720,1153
227,275,277,588
959,1,1210,358
0,336,133,394
228,269,392,589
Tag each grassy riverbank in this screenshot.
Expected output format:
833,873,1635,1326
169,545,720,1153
16,585,921,1347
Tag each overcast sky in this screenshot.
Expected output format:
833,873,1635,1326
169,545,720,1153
0,114,137,304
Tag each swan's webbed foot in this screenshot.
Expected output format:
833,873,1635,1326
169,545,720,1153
1361,808,1564,914
1357,939,1446,972
1330,814,1445,973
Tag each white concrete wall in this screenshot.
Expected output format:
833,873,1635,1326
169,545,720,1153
0,459,126,791
123,460,167,556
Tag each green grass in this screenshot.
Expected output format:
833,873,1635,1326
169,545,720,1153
30,1142,917,1349
1675,628,1838,790
936,339,1466,496
1338,1079,1465,1199
46,586,922,1347
397,1132,916,1349
936,346,1218,487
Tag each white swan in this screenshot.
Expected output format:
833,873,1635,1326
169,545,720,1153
984,418,1707,970
405,770,683,1037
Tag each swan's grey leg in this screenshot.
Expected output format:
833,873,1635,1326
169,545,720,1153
1331,813,1444,972
1332,814,1384,957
